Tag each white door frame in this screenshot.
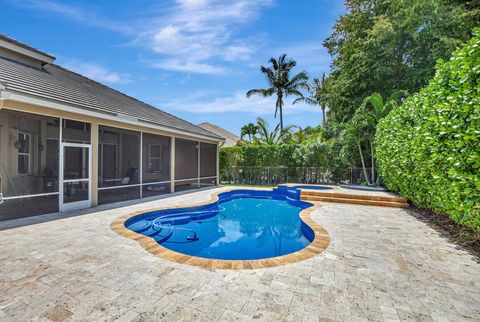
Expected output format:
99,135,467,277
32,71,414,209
59,142,92,212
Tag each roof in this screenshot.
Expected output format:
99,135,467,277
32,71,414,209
0,36,222,141
198,122,239,147
0,34,55,64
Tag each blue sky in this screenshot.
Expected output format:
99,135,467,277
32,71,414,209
0,0,344,136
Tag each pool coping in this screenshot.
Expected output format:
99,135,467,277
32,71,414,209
110,188,330,270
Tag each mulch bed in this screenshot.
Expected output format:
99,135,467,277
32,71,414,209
406,205,480,260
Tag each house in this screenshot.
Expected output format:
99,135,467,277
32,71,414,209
0,34,224,221
198,122,239,147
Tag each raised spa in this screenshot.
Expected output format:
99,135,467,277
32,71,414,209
124,189,316,260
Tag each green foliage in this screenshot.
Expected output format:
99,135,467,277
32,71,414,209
240,123,259,142
219,139,349,183
375,30,480,232
324,0,480,123
293,73,329,127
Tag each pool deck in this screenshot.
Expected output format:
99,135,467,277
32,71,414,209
281,183,403,198
0,186,479,321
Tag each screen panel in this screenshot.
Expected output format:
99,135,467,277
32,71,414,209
175,139,198,180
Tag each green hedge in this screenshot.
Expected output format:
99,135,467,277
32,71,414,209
375,29,480,232
219,141,348,182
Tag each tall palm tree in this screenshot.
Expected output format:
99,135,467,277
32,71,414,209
240,123,259,142
293,73,329,128
246,54,308,131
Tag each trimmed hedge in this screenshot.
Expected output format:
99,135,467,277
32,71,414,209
375,29,480,232
219,141,348,182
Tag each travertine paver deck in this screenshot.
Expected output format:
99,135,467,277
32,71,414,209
0,186,479,321
284,184,403,198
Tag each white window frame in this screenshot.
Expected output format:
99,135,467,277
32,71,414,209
148,144,162,173
17,131,31,175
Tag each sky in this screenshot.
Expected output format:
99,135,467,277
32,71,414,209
0,0,344,136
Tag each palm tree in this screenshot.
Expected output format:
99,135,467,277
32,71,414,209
246,54,308,131
358,92,395,183
254,117,293,145
344,92,397,185
240,123,259,142
283,127,308,144
293,73,329,128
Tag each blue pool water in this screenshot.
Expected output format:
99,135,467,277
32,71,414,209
125,189,315,260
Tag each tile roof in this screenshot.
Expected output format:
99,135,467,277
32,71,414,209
0,52,222,141
198,122,239,147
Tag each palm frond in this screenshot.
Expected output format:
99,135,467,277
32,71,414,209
293,96,317,105
292,97,305,105
287,71,309,87
260,66,276,87
284,88,304,98
246,88,274,98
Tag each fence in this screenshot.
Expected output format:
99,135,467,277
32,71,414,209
220,166,376,186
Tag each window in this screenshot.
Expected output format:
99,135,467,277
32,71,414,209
148,144,161,172
17,132,31,175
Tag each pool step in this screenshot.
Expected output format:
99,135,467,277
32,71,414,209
301,191,409,208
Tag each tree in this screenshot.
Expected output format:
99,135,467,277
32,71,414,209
376,30,480,231
254,117,293,145
293,73,329,128
341,92,398,185
240,123,259,142
284,127,306,144
246,54,308,131
323,0,480,123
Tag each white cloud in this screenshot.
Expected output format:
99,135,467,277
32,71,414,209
165,90,316,115
152,25,181,52
63,61,132,84
152,59,225,74
224,45,254,61
136,0,274,73
7,0,275,74
176,0,209,8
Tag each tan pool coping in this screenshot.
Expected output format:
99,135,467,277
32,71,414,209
110,187,330,270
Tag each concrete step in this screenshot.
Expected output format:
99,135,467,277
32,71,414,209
300,191,407,203
301,195,409,208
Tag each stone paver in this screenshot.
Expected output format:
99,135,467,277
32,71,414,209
0,187,479,321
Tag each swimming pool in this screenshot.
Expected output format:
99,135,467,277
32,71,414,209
125,189,316,260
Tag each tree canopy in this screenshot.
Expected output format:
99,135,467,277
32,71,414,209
324,0,480,122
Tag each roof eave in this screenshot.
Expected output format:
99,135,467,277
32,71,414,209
1,90,224,143
0,36,55,65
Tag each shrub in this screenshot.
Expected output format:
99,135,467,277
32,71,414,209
375,29,480,232
219,141,349,183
